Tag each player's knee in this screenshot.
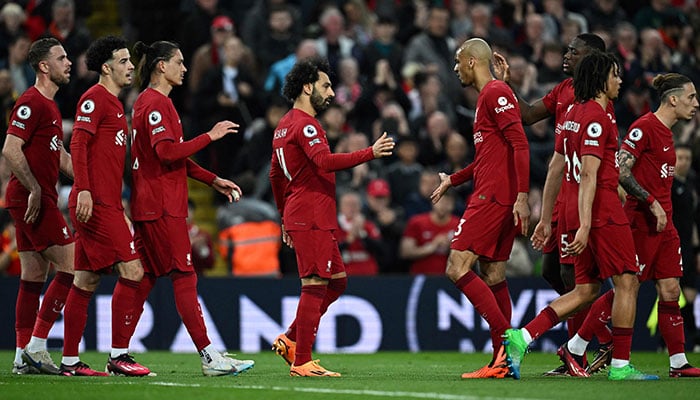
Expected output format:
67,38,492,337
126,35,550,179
657,279,681,302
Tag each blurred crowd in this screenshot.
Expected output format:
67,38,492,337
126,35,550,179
1,0,700,278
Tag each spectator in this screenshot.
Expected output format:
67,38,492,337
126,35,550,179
364,178,405,273
514,13,549,66
313,7,360,78
385,136,423,209
400,189,459,275
468,3,511,46
615,78,652,136
404,5,461,103
187,200,214,275
342,0,376,47
359,14,403,82
241,0,302,61
0,2,27,60
256,4,300,76
633,0,685,30
334,57,362,115
42,0,91,68
506,54,540,102
537,43,567,94
188,15,237,98
542,0,588,41
435,133,472,208
353,59,411,137
233,95,289,182
264,38,318,94
370,100,412,145
407,70,456,132
1,34,36,96
335,190,382,276
611,21,642,95
42,0,91,118
192,35,262,181
319,102,348,152
583,0,629,32
450,0,472,44
0,69,16,146
178,0,227,64
335,132,383,194
417,111,454,167
403,169,441,220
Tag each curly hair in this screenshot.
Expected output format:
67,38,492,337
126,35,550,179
573,51,619,102
652,73,692,103
85,35,127,73
132,40,180,92
282,56,331,102
27,37,61,72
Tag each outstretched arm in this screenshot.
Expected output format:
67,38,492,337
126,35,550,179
493,52,552,125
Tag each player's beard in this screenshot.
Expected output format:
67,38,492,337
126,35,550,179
50,70,70,86
310,88,333,113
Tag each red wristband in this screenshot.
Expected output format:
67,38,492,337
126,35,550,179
646,195,656,206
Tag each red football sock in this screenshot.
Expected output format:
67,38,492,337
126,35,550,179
62,285,94,357
293,284,326,366
126,273,156,339
489,280,512,324
524,306,560,340
567,304,590,339
112,277,141,349
286,277,347,342
16,280,43,348
32,271,73,339
455,271,509,356
658,300,685,356
578,289,613,342
611,327,633,362
171,272,210,351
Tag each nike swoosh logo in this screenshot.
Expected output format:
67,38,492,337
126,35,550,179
52,120,57,124
663,146,671,151
117,113,124,118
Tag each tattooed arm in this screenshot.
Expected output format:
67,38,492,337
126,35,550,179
617,149,649,201
617,149,667,232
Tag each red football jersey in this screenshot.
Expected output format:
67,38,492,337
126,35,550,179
69,84,128,209
403,212,460,275
559,100,627,229
130,88,189,221
621,112,676,232
5,86,63,209
269,108,373,231
542,78,577,231
470,79,529,206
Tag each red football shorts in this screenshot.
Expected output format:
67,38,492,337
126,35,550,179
557,229,575,265
632,227,682,282
70,205,139,272
573,223,639,284
288,229,343,279
134,215,192,277
450,200,518,263
10,206,74,252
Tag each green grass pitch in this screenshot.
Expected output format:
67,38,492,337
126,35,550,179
0,350,697,400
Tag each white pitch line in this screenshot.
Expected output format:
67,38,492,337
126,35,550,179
149,382,549,400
